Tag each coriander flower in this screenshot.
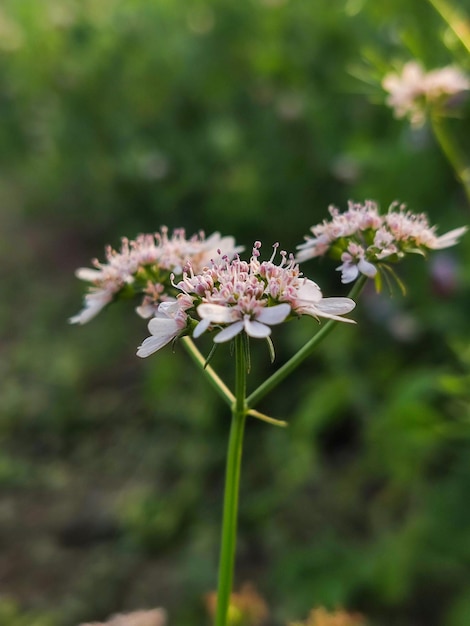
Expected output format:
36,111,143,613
293,279,356,322
136,300,191,357
137,243,356,357
70,228,242,324
194,302,292,343
296,200,467,287
382,61,470,126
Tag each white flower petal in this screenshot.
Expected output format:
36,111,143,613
244,319,272,338
75,268,102,281
193,318,212,339
69,290,112,324
137,313,184,357
296,279,322,303
429,226,468,249
257,303,291,325
213,321,244,343
197,303,238,323
357,258,378,278
316,297,356,315
307,298,356,323
336,262,359,284
147,317,180,336
135,303,157,319
295,247,316,263
156,300,180,317
137,336,170,357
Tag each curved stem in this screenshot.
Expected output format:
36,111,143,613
247,409,288,427
430,115,470,206
215,334,247,626
246,276,367,409
181,336,235,406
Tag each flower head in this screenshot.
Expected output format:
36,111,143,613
137,243,356,357
296,200,467,288
70,228,242,324
382,61,470,126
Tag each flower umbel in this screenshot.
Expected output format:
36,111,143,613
382,61,470,127
69,228,242,324
296,200,467,289
137,242,356,357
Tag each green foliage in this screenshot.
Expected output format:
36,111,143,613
1,1,470,625
0,598,57,626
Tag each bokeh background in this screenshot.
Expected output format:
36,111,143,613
1,1,470,624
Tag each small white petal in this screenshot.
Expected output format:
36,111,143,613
257,303,291,325
157,300,180,317
357,258,378,277
308,298,356,323
316,297,356,315
336,262,359,283
213,321,244,343
136,303,157,319
137,331,176,358
296,279,322,303
75,268,102,281
69,291,112,324
148,317,179,337
429,226,468,249
193,318,212,339
244,319,272,338
197,303,238,323
295,247,316,263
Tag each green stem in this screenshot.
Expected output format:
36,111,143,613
426,0,470,54
430,115,470,206
246,276,367,409
181,336,235,406
215,335,247,626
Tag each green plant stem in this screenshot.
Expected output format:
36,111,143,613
246,276,367,409
181,336,235,406
430,115,470,206
427,0,470,54
215,335,247,626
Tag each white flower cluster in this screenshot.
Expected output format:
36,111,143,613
69,228,242,324
137,243,356,357
382,61,470,126
71,208,466,358
296,200,467,284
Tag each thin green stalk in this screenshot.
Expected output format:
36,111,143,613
246,276,367,409
181,336,235,406
430,115,470,206
215,334,247,626
427,0,470,54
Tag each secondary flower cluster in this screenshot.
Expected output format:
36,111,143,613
382,61,470,126
69,228,242,324
296,200,467,286
137,243,356,357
